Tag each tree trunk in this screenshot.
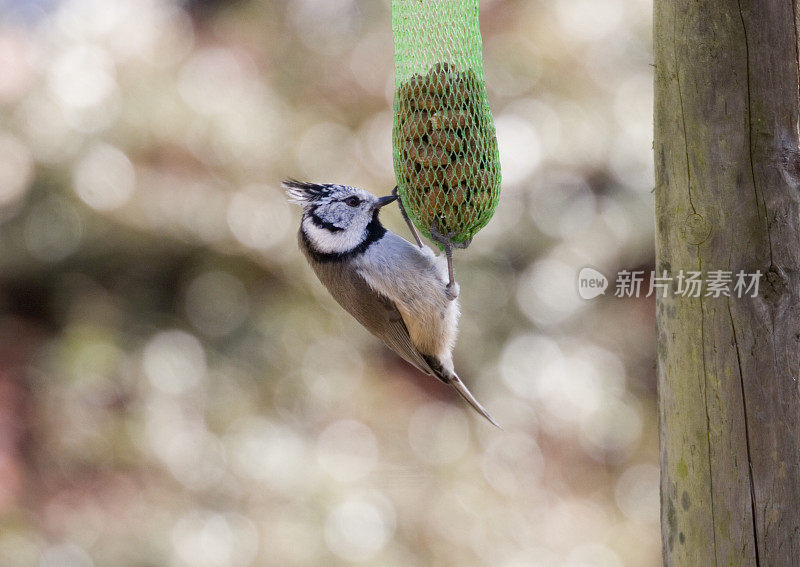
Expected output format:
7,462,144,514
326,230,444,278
654,0,800,565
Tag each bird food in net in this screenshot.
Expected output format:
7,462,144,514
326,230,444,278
392,0,501,246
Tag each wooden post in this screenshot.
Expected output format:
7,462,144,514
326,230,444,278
654,0,800,565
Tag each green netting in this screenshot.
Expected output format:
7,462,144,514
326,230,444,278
391,0,501,246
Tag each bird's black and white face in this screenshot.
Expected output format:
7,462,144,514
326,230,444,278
284,180,395,254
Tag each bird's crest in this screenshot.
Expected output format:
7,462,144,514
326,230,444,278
282,179,333,206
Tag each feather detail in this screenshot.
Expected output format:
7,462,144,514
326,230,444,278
282,179,331,205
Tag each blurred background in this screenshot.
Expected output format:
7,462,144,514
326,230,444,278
0,0,657,565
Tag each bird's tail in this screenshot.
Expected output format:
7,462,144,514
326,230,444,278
447,373,501,429
424,355,500,428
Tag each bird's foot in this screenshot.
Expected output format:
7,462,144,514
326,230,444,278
428,223,454,248
445,280,460,301
428,224,471,250
453,237,472,250
430,224,459,302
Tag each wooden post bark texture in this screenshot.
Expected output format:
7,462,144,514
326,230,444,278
655,0,800,565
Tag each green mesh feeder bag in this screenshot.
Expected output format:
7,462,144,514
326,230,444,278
392,0,501,246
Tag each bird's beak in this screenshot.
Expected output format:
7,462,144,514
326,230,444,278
449,375,502,429
374,194,398,209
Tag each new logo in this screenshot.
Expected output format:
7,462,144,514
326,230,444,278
578,267,608,299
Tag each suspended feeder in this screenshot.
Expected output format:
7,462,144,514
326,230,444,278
391,0,501,261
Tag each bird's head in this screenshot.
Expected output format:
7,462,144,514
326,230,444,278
283,179,396,255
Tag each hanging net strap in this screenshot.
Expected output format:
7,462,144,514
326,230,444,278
391,0,501,247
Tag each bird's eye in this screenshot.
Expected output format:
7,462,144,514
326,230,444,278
344,196,361,207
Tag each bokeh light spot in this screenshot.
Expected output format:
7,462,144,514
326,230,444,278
227,185,292,251
172,511,259,567
407,402,470,465
0,134,34,207
324,492,396,562
226,417,309,491
73,143,135,211
500,334,561,400
302,338,364,405
580,395,643,462
528,170,597,238
49,44,116,109
294,122,358,181
482,431,544,495
495,113,541,188
614,463,660,523
178,48,253,116
38,543,94,567
566,543,623,567
555,0,624,41
317,419,379,482
143,330,207,395
517,257,585,326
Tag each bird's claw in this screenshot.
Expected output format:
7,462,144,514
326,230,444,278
429,224,460,301
445,281,460,301
429,224,472,250
428,223,454,248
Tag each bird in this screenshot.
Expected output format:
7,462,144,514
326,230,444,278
283,179,498,427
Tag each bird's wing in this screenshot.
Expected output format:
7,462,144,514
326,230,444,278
308,257,435,376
